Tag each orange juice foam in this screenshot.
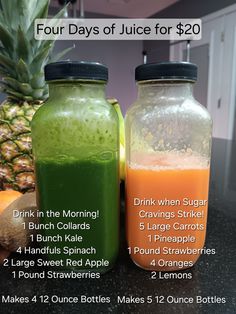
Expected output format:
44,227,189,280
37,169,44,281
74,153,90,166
126,152,210,271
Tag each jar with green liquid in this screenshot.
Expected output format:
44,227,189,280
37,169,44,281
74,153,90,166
31,61,119,273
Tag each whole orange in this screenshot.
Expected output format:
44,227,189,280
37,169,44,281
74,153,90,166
0,190,22,213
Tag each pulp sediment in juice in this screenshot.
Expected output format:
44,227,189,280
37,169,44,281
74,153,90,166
126,152,210,271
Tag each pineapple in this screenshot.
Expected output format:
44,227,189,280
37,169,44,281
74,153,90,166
0,0,70,192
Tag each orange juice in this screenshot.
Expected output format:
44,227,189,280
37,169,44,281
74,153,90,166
126,152,210,271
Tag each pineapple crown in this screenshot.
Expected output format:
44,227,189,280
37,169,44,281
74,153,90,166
0,0,71,103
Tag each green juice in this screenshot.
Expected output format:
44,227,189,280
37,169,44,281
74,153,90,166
35,157,119,273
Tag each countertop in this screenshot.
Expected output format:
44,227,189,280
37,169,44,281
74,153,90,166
0,138,236,314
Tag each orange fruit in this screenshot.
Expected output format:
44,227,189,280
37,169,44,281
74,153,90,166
0,190,22,213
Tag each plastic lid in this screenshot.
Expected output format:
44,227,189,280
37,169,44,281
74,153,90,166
45,61,108,82
135,62,197,82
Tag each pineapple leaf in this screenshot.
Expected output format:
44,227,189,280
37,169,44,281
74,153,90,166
43,88,49,96
19,0,49,31
35,4,69,50
19,83,33,95
0,47,8,56
4,89,26,100
17,26,31,63
0,54,17,76
17,0,33,31
53,4,70,20
0,0,71,101
50,45,74,63
3,77,21,90
0,84,19,96
31,0,49,21
26,0,49,43
16,59,30,83
28,2,66,52
0,23,14,52
24,95,34,102
0,66,10,76
0,0,11,26
30,44,52,73
0,80,7,88
5,1,21,31
32,89,45,99
30,73,45,89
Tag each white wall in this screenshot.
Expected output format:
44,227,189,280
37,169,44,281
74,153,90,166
54,40,143,113
170,4,236,140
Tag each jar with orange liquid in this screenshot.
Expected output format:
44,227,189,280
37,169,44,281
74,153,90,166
125,62,212,271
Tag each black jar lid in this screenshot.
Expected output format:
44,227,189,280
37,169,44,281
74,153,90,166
45,61,108,82
135,62,197,82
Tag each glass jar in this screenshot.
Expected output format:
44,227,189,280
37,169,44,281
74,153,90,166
125,62,212,271
31,61,119,273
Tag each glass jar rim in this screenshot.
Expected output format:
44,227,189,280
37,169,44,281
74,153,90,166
47,78,107,84
137,79,195,84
